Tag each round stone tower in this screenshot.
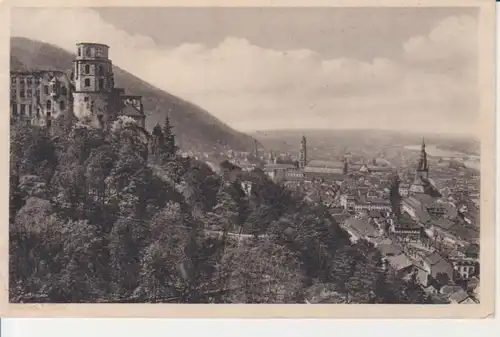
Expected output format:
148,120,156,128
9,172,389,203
72,42,116,128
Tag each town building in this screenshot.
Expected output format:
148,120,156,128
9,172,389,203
263,135,348,188
450,258,477,280
10,42,146,129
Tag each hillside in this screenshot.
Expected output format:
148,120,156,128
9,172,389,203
10,37,258,153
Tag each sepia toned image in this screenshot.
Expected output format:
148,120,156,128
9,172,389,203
0,0,496,318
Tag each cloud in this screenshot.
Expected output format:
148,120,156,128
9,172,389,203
11,8,478,135
403,15,477,79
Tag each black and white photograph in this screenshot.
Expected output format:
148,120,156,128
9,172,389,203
3,2,495,316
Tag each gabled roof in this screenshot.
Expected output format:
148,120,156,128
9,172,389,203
122,105,144,118
434,218,455,230
448,289,470,303
307,159,345,168
386,254,413,271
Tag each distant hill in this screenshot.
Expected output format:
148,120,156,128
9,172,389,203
10,37,258,153
251,128,480,158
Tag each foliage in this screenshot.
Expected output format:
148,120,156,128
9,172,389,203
9,119,430,304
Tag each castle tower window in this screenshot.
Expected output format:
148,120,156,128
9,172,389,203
44,85,49,95
84,78,91,87
85,65,90,74
46,100,52,110
59,101,65,110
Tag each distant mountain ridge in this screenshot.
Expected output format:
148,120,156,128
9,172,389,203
10,37,258,153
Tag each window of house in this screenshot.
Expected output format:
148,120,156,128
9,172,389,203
84,78,91,87
59,101,65,110
47,110,51,117
35,77,40,85
11,89,17,100
78,47,81,57
26,120,31,126
47,119,52,127
86,48,91,57
84,96,89,102
35,89,40,98
99,65,104,76
27,77,32,85
46,100,52,110
11,77,16,88
99,79,104,89
27,89,32,97
85,65,90,74
12,103,17,116
61,86,67,96
36,108,40,117
20,104,25,115
44,85,49,95
20,90,25,98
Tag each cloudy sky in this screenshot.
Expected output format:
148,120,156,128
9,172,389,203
11,7,479,135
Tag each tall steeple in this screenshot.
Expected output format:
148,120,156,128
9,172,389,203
417,137,428,176
299,135,307,168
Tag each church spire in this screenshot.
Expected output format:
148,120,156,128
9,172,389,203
299,135,307,168
417,136,428,176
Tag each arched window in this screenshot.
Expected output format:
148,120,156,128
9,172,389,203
84,79,90,87
46,100,51,110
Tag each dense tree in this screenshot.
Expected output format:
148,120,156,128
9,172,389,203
9,115,430,304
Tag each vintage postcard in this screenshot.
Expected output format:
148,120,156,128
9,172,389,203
0,0,496,318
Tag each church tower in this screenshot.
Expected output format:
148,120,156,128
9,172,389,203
299,135,307,168
416,137,429,180
72,42,117,128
